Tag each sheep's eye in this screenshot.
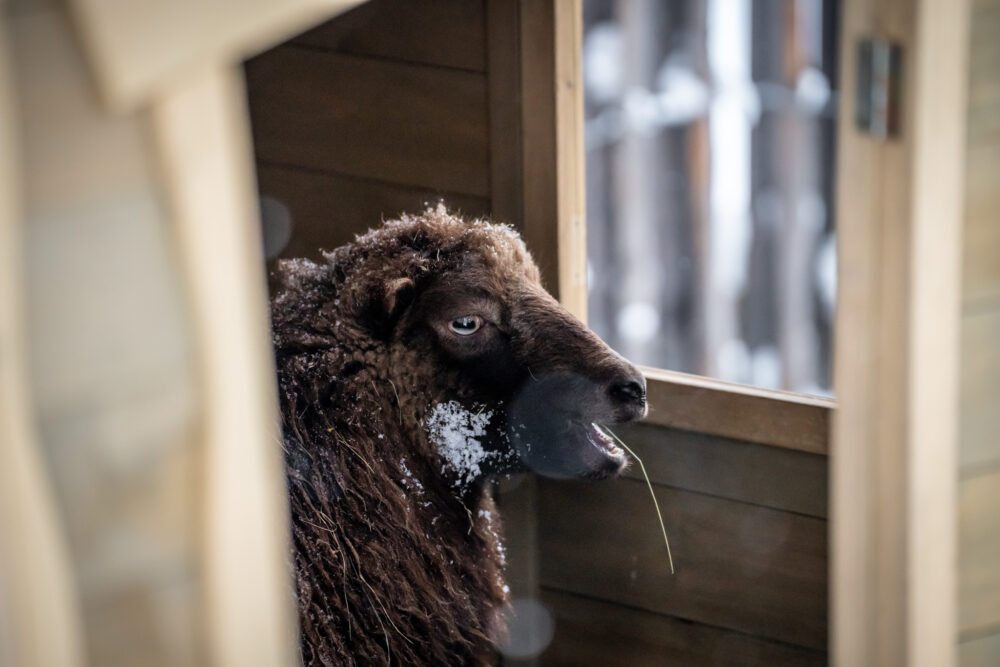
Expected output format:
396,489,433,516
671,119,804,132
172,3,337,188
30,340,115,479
449,316,482,336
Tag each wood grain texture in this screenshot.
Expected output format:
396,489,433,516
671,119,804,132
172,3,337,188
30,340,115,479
537,478,827,650
256,163,490,262
486,0,523,229
614,422,828,518
245,45,490,197
294,0,487,72
553,0,587,320
641,367,833,455
518,0,560,297
958,470,1000,636
539,589,826,667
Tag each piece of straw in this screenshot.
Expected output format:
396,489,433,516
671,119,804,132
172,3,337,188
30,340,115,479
606,428,675,575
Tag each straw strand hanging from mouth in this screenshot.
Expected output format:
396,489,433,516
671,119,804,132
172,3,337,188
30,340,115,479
605,428,675,575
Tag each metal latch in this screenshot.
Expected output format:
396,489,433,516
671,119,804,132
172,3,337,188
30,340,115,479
855,38,903,138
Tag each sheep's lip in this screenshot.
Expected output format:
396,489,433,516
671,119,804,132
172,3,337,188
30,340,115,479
573,420,626,479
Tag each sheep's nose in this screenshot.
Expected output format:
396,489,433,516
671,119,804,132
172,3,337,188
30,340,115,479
608,375,647,419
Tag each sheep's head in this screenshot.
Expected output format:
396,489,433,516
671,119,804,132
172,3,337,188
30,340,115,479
334,208,647,485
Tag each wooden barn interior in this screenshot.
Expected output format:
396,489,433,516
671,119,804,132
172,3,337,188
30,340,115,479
1,0,998,666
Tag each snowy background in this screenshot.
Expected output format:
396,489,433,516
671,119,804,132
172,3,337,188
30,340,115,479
584,0,839,396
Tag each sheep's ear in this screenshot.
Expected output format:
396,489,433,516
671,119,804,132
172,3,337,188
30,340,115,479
382,277,415,321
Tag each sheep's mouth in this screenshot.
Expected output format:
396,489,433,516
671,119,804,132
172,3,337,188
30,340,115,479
508,414,628,480
577,421,627,479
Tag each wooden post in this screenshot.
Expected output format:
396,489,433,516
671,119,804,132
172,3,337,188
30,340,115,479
0,17,86,667
832,0,970,664
151,68,298,667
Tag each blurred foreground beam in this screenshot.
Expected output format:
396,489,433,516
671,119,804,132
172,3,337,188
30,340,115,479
832,0,970,665
151,68,297,667
0,18,86,667
67,0,364,112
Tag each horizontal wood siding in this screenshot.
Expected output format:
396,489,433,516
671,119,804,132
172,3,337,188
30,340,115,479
616,423,828,519
537,427,828,657
246,47,489,197
293,0,487,72
256,164,490,262
641,368,832,456
540,589,826,667
244,0,491,260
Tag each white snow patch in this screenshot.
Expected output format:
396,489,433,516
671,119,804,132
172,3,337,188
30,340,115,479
425,401,496,487
399,457,424,494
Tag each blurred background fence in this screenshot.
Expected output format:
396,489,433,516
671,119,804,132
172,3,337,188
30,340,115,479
583,0,839,395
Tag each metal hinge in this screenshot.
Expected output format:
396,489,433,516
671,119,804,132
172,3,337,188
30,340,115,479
855,38,903,138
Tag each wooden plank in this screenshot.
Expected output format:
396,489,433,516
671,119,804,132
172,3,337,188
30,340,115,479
832,0,969,663
540,589,826,667
615,422,828,518
245,45,490,197
0,11,84,666
67,0,362,111
486,0,523,229
256,163,490,262
553,0,587,320
960,631,1000,667
905,3,968,665
537,478,828,650
958,470,1000,636
517,0,559,297
959,309,1000,473
295,0,487,72
641,367,833,455
151,66,296,667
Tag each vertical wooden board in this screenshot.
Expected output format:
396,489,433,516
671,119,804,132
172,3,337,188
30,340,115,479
614,423,828,518
256,164,491,263
553,0,587,320
960,632,1000,667
537,478,828,650
294,0,488,72
958,470,1000,634
959,309,1000,472
0,10,85,667
152,66,297,667
245,46,490,197
486,0,523,229
517,0,559,295
540,589,826,667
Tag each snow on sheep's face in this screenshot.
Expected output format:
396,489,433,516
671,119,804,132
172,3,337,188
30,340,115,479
393,251,648,482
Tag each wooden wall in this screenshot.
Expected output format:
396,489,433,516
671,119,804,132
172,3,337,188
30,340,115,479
537,423,827,666
244,0,492,263
244,2,830,665
958,0,1000,663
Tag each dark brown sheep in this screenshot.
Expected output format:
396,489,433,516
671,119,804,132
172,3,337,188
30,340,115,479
271,206,647,666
